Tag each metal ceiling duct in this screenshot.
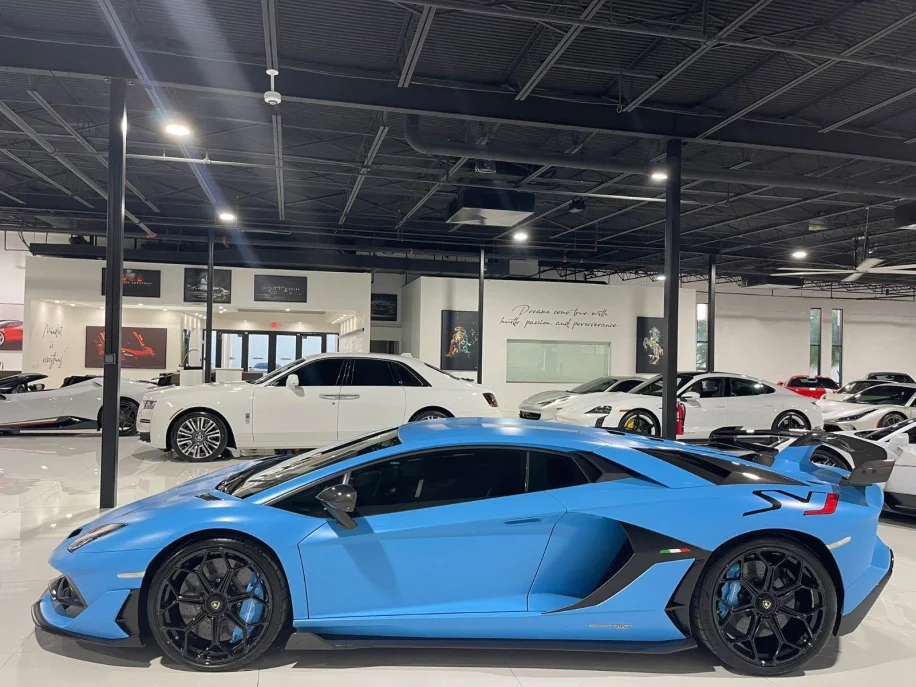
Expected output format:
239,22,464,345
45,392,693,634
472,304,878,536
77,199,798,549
404,116,916,201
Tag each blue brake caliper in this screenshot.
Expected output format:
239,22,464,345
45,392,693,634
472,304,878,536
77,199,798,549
230,573,265,644
718,562,742,619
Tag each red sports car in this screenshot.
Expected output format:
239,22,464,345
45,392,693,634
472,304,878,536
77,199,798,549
0,320,23,350
778,374,839,399
95,331,156,362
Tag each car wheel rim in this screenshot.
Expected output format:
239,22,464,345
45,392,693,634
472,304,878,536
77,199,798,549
176,417,222,460
118,403,137,432
625,414,657,435
156,547,272,667
777,413,805,430
714,547,827,668
881,415,902,428
418,412,445,421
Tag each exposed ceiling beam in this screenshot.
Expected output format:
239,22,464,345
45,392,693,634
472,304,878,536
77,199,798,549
340,119,390,224
398,6,436,88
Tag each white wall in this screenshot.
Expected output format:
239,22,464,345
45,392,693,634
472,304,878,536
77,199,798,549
0,234,28,372
402,277,697,412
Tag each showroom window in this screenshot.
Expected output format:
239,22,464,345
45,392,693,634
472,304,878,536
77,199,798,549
506,340,610,383
696,303,708,371
809,308,821,376
831,309,843,383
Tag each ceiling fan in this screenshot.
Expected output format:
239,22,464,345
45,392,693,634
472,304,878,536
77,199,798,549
773,257,916,282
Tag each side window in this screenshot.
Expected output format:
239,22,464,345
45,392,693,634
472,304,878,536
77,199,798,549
730,378,772,396
686,377,726,398
817,377,839,389
527,451,592,492
272,476,343,518
391,362,427,387
348,448,526,516
277,358,344,387
614,379,642,393
348,359,398,386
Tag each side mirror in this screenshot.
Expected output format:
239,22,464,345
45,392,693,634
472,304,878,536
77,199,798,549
285,374,300,390
317,484,358,530
888,433,910,449
680,391,700,402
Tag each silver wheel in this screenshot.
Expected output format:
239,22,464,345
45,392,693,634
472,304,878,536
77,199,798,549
174,414,226,461
880,412,906,428
411,409,449,422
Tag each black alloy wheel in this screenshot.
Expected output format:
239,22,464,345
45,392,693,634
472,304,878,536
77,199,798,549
880,412,907,428
618,410,660,436
147,538,288,671
170,411,228,462
118,400,139,436
773,411,810,431
692,538,837,676
810,447,851,471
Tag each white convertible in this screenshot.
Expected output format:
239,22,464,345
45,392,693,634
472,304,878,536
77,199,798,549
517,376,645,421
818,383,916,431
0,373,154,435
554,371,823,439
139,352,502,461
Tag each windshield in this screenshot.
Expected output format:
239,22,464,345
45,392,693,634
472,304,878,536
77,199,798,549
848,385,916,406
862,420,913,441
632,374,699,397
837,380,879,395
228,429,401,498
250,357,309,385
570,377,616,394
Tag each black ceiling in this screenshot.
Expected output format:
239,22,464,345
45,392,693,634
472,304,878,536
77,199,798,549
3,0,916,284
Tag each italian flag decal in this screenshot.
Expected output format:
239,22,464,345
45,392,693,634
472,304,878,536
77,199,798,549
660,548,691,554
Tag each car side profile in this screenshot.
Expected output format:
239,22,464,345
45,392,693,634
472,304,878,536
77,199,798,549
865,371,915,384
139,353,501,461
822,378,884,402
518,376,645,421
818,383,916,431
778,375,839,399
33,419,893,676
554,372,822,438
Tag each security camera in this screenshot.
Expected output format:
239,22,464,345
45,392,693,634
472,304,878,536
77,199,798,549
264,68,281,106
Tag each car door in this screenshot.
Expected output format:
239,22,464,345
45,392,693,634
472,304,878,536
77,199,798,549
298,446,566,618
0,386,74,427
251,357,344,447
680,376,729,437
336,358,407,440
727,378,780,429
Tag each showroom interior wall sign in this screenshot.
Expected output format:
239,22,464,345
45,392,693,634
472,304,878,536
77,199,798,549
498,303,618,331
371,293,398,322
636,316,666,373
440,310,479,371
253,274,307,303
101,268,161,298
183,268,232,303
84,326,168,369
0,303,24,351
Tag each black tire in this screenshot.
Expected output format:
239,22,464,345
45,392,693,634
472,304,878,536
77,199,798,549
98,399,140,436
146,537,289,672
618,410,660,436
880,412,907,428
170,411,229,462
772,411,810,431
0,331,5,347
410,408,450,422
691,536,837,676
810,447,852,471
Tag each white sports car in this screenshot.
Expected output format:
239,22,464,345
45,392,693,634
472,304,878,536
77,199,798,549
554,371,823,439
0,373,154,435
818,383,916,431
820,378,884,402
517,376,645,421
139,352,502,461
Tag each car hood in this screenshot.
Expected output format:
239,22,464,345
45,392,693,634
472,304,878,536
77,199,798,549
521,390,579,405
819,400,881,419
144,380,251,399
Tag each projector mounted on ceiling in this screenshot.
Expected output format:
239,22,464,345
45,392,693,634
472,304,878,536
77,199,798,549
447,188,535,227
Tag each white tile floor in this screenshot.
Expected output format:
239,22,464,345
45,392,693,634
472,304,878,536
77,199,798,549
1,434,915,686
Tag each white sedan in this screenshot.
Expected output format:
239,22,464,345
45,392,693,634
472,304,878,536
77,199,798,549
518,376,644,421
139,352,502,461
0,373,154,435
818,383,916,431
554,372,822,439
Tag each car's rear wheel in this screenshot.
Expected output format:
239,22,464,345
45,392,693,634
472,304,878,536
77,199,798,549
618,410,659,436
410,408,450,422
170,411,228,462
880,412,907,428
810,447,852,471
146,537,289,672
98,400,139,436
0,331,5,346
773,410,810,431
691,537,837,676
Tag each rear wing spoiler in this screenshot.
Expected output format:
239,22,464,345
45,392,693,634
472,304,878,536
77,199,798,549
706,427,894,486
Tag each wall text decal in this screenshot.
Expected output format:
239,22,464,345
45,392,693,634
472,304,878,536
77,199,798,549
499,304,618,331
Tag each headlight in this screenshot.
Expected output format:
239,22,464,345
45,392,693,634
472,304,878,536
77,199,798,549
836,410,872,422
539,396,571,406
586,405,613,414
143,400,157,410
67,523,127,552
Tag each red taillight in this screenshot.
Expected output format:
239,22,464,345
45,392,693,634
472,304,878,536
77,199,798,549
804,492,839,516
484,393,498,408
676,402,686,436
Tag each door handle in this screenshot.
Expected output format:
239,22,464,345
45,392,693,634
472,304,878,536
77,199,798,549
338,394,360,400
319,394,340,400
503,517,544,526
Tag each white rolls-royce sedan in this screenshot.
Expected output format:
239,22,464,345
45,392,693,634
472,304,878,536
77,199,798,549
138,353,501,461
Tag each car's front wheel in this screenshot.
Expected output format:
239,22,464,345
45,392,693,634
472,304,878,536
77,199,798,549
98,399,139,436
170,411,229,462
880,411,907,428
691,536,837,676
146,537,289,671
410,408,450,422
618,410,660,436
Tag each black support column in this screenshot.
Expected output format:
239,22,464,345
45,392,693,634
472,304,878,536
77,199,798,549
477,248,484,384
661,139,682,440
100,79,127,509
707,253,717,373
204,229,215,382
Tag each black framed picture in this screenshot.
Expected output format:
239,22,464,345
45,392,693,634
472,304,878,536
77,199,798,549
440,310,479,371
254,275,308,303
183,268,232,303
371,293,398,322
85,326,168,369
636,316,666,374
101,268,161,298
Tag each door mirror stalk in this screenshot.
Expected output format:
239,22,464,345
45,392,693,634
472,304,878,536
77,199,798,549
317,484,358,530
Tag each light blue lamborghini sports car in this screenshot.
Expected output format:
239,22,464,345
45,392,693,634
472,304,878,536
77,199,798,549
33,419,893,676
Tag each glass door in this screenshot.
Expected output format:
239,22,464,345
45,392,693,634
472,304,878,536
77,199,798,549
302,335,323,357
247,334,270,374
220,332,244,369
274,334,298,371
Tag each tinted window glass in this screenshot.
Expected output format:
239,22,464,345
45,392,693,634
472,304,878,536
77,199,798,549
571,377,616,394
817,377,840,389
527,451,590,492
272,476,343,518
391,362,427,387
730,378,774,397
686,377,726,398
838,380,878,395
788,377,818,388
612,379,643,393
348,448,526,516
849,385,916,406
349,359,397,386
635,374,699,397
868,373,913,383
289,358,344,387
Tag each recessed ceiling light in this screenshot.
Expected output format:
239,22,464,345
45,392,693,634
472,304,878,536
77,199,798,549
218,211,236,222
792,250,808,259
137,303,144,307
54,300,60,304
69,303,75,307
164,121,191,137
650,170,668,182
513,230,528,242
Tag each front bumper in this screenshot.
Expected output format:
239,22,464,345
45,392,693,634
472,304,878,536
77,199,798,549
32,581,143,647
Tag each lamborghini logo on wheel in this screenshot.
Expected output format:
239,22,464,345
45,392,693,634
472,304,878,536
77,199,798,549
210,600,221,611
762,600,773,610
